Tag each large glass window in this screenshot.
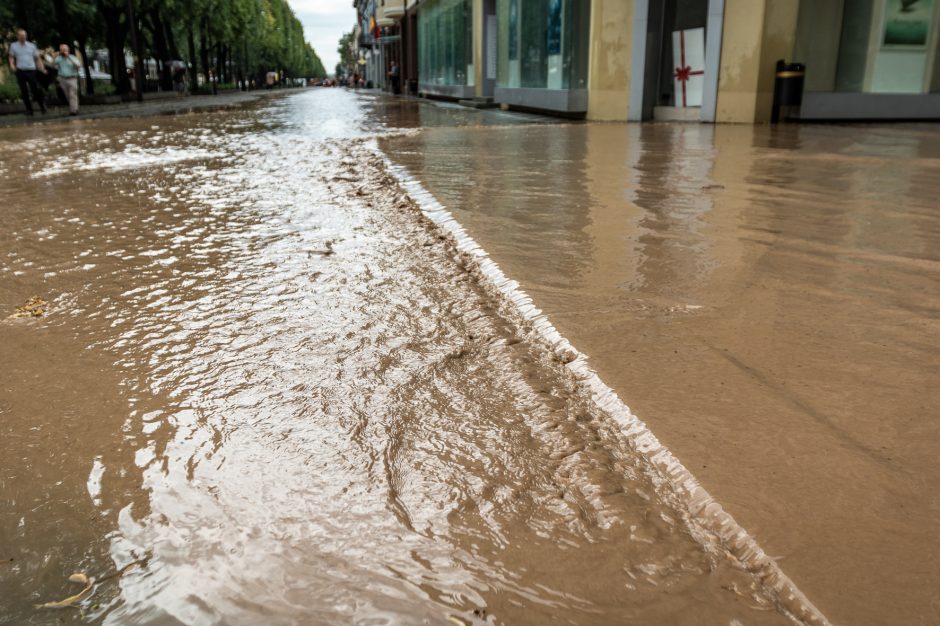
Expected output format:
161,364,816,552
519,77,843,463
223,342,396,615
418,0,473,86
794,0,940,94
496,0,589,90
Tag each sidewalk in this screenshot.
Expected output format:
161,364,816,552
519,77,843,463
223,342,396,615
0,88,302,127
381,116,940,626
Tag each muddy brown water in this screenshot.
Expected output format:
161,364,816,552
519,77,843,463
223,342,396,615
382,120,940,626
0,91,809,625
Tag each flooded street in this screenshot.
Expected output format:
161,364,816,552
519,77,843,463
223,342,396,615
383,120,940,626
1,89,936,626
0,91,816,626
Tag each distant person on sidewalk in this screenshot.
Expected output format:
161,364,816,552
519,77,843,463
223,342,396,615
171,61,188,96
388,61,401,95
8,29,47,116
53,44,81,115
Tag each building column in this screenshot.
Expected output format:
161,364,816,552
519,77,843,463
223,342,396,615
715,0,800,122
587,0,634,121
473,0,484,97
471,0,496,98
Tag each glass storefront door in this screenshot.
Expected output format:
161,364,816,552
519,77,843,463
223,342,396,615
418,0,473,87
495,0,590,91
654,0,709,109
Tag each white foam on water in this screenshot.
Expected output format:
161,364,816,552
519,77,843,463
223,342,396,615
32,146,221,178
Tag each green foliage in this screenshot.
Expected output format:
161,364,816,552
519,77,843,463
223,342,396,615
337,29,357,76
0,0,327,95
93,80,116,95
0,73,21,102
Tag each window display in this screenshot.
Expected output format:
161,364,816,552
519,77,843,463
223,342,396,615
495,0,589,90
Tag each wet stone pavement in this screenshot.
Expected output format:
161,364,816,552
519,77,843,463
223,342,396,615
382,118,940,626
0,89,934,626
0,91,809,625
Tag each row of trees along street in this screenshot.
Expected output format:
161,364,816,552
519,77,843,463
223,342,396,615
1,0,326,96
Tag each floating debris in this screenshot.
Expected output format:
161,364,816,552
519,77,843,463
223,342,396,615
446,608,489,625
34,572,94,609
8,296,47,319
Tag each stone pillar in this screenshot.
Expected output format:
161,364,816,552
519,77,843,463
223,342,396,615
715,0,800,122
473,0,485,97
587,0,634,121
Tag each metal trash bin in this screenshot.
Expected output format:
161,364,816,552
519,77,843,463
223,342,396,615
771,60,805,124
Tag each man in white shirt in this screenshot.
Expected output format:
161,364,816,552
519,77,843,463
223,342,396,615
8,29,47,116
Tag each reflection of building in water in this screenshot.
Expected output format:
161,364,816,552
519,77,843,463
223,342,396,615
353,0,939,122
625,124,719,296
382,124,595,292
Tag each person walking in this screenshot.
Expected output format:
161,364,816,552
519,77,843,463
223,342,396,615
53,44,81,115
387,61,401,95
8,29,47,116
171,61,188,96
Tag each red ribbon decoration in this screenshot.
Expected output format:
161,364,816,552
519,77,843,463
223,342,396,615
674,30,704,107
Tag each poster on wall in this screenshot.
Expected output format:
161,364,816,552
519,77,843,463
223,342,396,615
882,0,935,48
547,0,562,55
509,0,519,60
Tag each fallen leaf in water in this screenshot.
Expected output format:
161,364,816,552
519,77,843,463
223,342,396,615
34,572,94,609
8,296,47,319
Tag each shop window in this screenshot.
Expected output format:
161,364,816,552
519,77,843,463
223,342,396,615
418,0,472,86
496,0,590,90
795,0,940,94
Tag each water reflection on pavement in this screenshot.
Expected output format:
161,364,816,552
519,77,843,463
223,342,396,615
0,91,804,625
382,119,940,626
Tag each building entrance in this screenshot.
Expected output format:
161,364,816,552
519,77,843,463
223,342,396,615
643,0,709,121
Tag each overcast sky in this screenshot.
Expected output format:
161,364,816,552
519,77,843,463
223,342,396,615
290,0,358,74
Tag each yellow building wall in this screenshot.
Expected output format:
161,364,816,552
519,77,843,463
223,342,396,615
473,0,485,97
587,0,634,121
716,0,800,123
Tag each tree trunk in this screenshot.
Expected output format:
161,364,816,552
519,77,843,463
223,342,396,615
165,17,180,60
214,43,223,86
199,19,211,93
101,4,131,94
52,0,71,47
77,37,94,95
147,8,173,91
187,25,198,89
244,39,251,90
236,43,245,91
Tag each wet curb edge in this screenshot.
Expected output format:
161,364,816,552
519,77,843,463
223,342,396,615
373,143,833,626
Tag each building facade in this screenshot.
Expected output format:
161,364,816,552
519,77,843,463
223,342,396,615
359,0,940,122
354,0,402,88
793,0,940,119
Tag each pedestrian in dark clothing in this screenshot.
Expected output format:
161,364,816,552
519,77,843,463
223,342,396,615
388,61,401,95
8,29,47,115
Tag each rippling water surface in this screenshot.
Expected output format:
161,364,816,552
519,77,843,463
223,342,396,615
381,119,940,626
2,91,797,625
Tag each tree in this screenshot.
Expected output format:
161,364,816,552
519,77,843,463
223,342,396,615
0,0,326,94
337,29,356,77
